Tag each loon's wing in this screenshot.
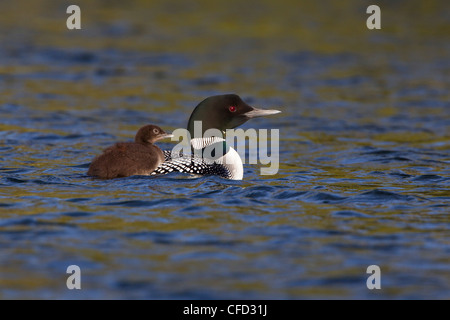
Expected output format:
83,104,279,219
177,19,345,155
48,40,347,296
154,137,242,179
152,153,231,178
162,149,172,162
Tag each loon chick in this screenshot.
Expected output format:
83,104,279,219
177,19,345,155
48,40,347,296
152,94,280,180
88,124,173,179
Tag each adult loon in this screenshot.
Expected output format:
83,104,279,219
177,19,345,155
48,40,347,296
152,94,280,180
88,124,173,179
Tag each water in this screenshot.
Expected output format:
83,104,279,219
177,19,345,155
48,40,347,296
0,0,449,299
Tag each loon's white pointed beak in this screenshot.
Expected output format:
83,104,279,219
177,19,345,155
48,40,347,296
244,108,281,119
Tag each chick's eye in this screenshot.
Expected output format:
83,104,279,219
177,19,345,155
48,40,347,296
153,129,159,134
229,106,236,112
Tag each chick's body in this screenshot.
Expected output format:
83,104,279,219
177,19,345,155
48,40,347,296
87,124,170,179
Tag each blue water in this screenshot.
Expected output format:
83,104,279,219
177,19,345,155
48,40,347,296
0,0,449,299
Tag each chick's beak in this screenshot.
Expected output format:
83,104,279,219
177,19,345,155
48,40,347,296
155,133,174,141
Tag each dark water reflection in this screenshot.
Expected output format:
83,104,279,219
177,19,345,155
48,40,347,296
0,0,449,299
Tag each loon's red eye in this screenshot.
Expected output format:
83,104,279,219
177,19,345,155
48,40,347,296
229,106,236,112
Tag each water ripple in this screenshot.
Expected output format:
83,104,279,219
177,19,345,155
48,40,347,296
352,189,417,202
101,198,192,208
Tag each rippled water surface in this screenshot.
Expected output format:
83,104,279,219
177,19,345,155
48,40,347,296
1,0,449,299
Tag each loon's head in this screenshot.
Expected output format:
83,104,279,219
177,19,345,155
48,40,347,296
187,94,281,137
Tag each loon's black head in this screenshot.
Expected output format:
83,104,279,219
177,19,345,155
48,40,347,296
187,94,281,137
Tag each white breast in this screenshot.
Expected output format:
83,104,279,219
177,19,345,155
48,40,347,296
191,137,244,180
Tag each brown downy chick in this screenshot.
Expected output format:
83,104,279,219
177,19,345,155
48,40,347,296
87,125,172,179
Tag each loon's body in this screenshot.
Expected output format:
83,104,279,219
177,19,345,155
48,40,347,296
153,137,243,179
152,94,280,180
88,124,172,179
